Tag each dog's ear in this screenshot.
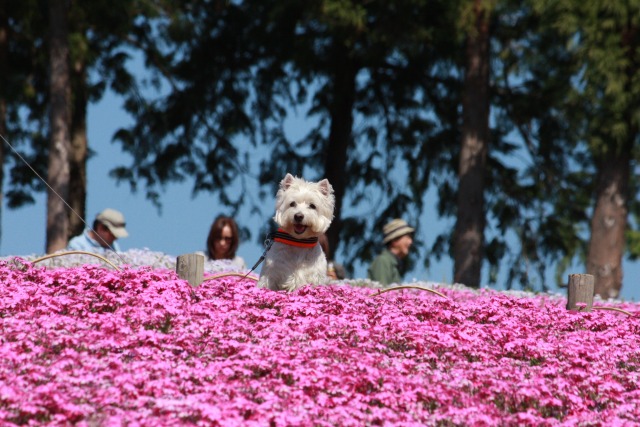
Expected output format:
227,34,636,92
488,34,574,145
281,173,296,190
318,179,334,197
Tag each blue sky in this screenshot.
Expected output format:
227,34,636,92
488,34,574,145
2,89,640,302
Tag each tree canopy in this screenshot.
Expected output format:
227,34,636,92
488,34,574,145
3,0,640,297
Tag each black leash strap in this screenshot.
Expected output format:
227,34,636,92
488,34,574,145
239,232,275,281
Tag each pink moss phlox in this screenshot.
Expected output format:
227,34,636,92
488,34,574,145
1,264,639,425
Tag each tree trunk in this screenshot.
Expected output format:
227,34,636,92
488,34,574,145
0,0,7,247
587,23,637,300
323,42,357,259
587,153,630,299
46,0,71,253
453,0,490,288
69,59,88,239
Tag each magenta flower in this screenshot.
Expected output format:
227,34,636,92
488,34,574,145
0,258,639,425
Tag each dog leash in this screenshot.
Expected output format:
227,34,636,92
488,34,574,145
239,232,275,281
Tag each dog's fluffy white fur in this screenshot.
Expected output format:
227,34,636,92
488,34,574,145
257,173,335,291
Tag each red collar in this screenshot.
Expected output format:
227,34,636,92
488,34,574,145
272,228,318,248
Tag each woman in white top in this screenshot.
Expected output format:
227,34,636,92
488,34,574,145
206,215,246,269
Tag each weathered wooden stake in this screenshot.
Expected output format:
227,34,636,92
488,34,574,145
566,273,594,311
176,253,204,287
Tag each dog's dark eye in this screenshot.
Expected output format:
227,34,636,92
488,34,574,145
290,201,297,207
309,204,316,210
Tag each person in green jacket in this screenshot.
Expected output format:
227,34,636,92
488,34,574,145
367,218,415,286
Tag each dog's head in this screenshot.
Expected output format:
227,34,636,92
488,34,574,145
273,173,335,238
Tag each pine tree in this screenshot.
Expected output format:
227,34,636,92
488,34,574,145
534,0,640,298
46,0,72,252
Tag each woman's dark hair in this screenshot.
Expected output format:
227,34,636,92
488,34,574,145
206,215,240,260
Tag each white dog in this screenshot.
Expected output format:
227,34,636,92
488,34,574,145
257,173,335,291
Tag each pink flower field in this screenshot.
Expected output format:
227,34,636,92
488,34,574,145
1,258,639,426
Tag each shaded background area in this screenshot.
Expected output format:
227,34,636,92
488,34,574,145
2,88,639,300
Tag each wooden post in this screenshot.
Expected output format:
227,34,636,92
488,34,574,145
176,253,204,287
566,274,594,311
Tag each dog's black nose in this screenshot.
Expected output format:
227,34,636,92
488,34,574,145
294,213,304,223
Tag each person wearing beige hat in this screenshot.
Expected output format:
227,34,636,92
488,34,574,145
367,218,415,286
67,208,129,253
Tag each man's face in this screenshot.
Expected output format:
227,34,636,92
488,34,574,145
390,234,413,258
96,223,116,248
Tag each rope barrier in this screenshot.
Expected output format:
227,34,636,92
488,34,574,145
31,251,122,271
591,306,636,317
203,272,259,283
372,284,448,299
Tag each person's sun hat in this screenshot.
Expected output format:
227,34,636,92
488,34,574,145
382,218,414,244
96,208,129,238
